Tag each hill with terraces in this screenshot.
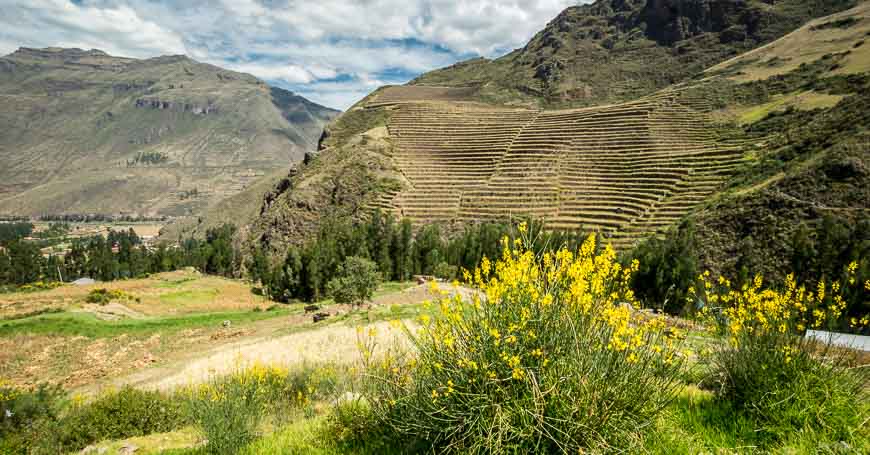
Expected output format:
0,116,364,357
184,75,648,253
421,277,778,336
248,0,869,277
0,47,339,219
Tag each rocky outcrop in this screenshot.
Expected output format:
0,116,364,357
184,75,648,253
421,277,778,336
134,98,218,115
639,0,762,44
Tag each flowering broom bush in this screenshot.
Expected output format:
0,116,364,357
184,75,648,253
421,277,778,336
183,362,344,454
361,227,686,453
692,265,869,443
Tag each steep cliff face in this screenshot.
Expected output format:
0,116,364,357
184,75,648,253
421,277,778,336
412,0,855,107
0,47,340,218
246,99,403,255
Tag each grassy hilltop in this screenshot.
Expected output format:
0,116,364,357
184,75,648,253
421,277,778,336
0,47,339,219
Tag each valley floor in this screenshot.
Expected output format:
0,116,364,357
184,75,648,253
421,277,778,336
1,273,866,454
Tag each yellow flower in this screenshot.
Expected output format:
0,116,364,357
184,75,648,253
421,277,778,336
512,367,524,380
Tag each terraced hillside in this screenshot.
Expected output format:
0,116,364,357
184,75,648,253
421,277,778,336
0,47,339,218
249,0,866,260
359,87,743,249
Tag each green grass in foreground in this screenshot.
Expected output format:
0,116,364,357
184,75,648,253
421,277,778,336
197,385,868,454
0,307,294,338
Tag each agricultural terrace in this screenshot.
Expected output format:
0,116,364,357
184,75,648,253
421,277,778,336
369,85,744,250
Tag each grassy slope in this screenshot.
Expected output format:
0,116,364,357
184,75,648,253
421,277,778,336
678,1,870,278
0,271,423,390
412,0,856,108
0,48,339,218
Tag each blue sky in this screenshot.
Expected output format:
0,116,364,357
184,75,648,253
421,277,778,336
0,0,581,110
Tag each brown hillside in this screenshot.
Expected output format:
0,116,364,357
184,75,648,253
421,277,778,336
0,47,340,218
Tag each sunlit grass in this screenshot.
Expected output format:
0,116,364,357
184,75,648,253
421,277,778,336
0,307,293,338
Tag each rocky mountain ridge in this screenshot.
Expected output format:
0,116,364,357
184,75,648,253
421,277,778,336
412,0,856,107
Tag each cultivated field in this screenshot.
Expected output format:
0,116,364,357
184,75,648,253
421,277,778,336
0,271,431,391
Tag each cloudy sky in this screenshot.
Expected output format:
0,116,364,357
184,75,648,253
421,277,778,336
0,0,582,110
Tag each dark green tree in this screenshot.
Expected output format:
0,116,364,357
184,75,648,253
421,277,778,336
327,256,381,308
629,221,698,315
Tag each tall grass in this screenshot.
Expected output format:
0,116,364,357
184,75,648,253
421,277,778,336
361,228,686,453
181,362,349,454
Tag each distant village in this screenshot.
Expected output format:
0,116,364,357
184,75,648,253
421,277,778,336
14,221,164,258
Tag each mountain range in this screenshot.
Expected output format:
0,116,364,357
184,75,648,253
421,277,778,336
0,47,339,218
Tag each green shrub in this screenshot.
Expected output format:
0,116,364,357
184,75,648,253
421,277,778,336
716,333,867,442
694,269,870,443
55,387,187,452
432,261,458,280
185,363,347,454
363,230,686,453
326,396,418,454
189,379,264,454
328,397,377,447
0,383,65,453
85,288,132,305
327,256,381,308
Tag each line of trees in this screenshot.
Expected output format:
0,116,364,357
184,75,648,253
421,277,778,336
2,211,865,330
0,225,238,287
248,212,598,303
628,216,869,325
0,222,33,244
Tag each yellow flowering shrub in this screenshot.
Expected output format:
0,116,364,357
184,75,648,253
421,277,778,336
184,362,344,454
362,228,685,453
691,265,869,441
691,265,867,340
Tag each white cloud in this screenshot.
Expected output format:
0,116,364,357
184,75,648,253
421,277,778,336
0,0,186,58
0,0,584,109
223,61,321,84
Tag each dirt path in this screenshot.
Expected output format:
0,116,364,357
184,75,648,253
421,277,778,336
113,320,406,390
98,282,471,391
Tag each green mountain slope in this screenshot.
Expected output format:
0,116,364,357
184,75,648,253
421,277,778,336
0,47,340,218
412,0,855,108
679,2,870,279
247,0,866,264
